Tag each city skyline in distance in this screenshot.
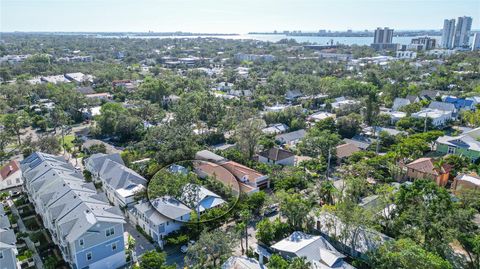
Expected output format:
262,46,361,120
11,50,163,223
1,0,479,33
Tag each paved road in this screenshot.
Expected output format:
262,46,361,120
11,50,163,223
123,222,156,257
123,222,185,268
165,245,185,268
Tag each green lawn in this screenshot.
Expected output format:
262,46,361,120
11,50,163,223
60,134,75,152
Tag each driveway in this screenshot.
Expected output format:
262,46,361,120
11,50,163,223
123,222,156,256
165,245,185,268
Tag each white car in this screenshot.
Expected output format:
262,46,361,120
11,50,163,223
180,240,195,253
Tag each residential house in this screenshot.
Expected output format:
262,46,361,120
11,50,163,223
20,152,126,269
179,183,225,214
258,148,295,166
391,97,411,111
412,108,453,127
270,231,354,269
444,97,476,112
343,137,372,151
419,90,441,101
128,199,190,248
0,160,22,191
331,97,360,111
195,150,269,193
405,157,451,186
466,96,480,106
262,123,288,135
65,72,94,84
85,153,147,208
380,110,406,124
285,90,304,101
82,140,122,154
76,86,96,95
194,160,248,194
406,95,420,103
222,256,267,269
264,103,290,112
336,143,361,163
217,82,234,92
0,204,18,269
313,211,390,260
85,93,113,101
435,127,480,162
0,227,17,269
428,101,457,116
112,80,136,92
275,129,307,146
451,173,480,194
40,75,70,84
363,126,407,137
307,112,336,123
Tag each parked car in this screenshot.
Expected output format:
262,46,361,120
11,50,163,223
263,203,279,216
180,240,196,253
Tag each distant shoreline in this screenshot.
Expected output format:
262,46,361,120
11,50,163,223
248,30,443,37
1,32,239,36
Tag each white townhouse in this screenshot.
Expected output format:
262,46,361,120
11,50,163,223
85,153,147,208
20,152,126,269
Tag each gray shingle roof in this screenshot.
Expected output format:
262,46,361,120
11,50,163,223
98,158,147,191
21,152,125,243
275,129,306,143
258,148,295,161
85,153,124,175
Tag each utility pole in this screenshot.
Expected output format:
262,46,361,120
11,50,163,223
424,112,428,133
326,147,332,179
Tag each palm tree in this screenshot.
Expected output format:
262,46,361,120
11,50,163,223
289,257,311,269
319,180,336,205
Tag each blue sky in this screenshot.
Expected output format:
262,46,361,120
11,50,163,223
1,0,479,33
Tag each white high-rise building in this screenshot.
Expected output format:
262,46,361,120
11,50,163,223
441,19,455,49
453,16,473,48
472,33,480,51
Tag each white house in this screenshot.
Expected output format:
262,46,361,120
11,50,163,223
380,110,407,124
262,123,288,135
222,256,267,269
412,108,453,127
179,184,225,214
307,112,336,122
396,50,417,59
270,231,355,269
128,199,190,248
0,160,22,191
331,97,360,111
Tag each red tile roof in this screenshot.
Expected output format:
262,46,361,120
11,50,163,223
0,160,20,181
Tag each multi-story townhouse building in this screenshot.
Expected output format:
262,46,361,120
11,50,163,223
20,152,126,269
85,153,147,208
128,198,191,249
0,204,18,269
